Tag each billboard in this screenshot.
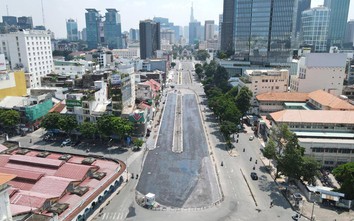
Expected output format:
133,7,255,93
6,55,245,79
66,99,82,108
0,54,6,71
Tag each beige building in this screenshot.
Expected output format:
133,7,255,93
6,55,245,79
269,110,354,167
307,90,354,111
290,53,347,96
239,69,289,113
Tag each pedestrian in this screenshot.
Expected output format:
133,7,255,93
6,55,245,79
29,138,32,143
270,201,273,208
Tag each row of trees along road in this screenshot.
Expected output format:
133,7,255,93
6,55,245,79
195,61,252,148
40,113,134,144
196,60,353,200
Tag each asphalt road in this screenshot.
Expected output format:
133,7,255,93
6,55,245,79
92,60,300,221
136,92,220,208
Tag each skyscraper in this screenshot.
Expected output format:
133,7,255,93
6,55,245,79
220,0,234,52
301,6,330,52
205,20,215,41
2,16,17,26
345,20,354,46
324,0,350,48
189,21,201,45
221,0,298,63
104,9,122,49
85,9,100,49
66,18,79,41
296,0,311,36
17,16,33,30
139,20,160,59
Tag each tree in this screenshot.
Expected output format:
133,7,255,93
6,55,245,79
171,62,176,68
332,162,354,200
79,122,97,139
195,50,209,61
263,139,277,166
301,156,321,184
133,138,144,150
111,117,133,141
195,65,204,79
0,110,20,128
270,124,292,154
97,115,115,138
235,87,252,116
277,134,305,181
214,65,230,92
40,113,61,131
59,115,77,135
220,120,237,149
226,86,239,99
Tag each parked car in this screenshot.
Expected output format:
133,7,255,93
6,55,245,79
61,138,71,147
250,172,258,180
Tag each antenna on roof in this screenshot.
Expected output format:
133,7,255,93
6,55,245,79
41,0,46,27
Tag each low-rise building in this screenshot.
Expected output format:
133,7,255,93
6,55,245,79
239,69,289,114
53,60,86,79
307,90,354,111
269,110,354,167
112,48,140,59
0,147,125,221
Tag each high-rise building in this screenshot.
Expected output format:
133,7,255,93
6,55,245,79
139,20,160,59
66,18,79,41
104,9,122,49
301,6,330,52
85,9,100,49
129,28,139,42
345,20,354,46
324,0,350,48
2,16,17,26
296,0,311,36
0,30,53,88
220,0,234,52
218,14,223,50
82,28,87,41
17,16,33,30
221,0,298,63
204,20,215,41
189,21,201,45
161,29,175,44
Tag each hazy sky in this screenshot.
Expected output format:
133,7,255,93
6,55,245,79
0,0,353,38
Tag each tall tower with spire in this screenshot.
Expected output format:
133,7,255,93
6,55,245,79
190,2,195,22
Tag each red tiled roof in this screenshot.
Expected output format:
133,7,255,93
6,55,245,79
5,163,57,176
10,204,35,216
11,190,52,209
0,167,44,181
31,176,73,198
0,155,10,167
55,163,94,181
49,102,66,113
8,180,35,191
138,101,151,110
9,155,64,168
144,79,161,92
0,144,7,153
0,172,16,185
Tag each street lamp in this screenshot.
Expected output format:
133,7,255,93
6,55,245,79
310,202,316,221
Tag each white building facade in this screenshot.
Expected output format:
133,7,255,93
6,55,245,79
0,30,53,88
290,53,347,96
301,7,330,52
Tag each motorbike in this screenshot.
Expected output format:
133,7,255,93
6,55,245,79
221,161,224,166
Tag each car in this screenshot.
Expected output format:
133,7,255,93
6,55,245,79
249,135,254,141
71,140,81,147
61,138,71,146
250,172,258,180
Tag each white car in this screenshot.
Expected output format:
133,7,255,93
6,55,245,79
249,136,254,141
61,138,71,146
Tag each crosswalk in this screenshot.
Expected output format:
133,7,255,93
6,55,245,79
99,212,127,220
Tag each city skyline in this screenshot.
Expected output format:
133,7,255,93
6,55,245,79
0,0,353,39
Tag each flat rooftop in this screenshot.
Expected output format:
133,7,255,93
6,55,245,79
295,131,354,139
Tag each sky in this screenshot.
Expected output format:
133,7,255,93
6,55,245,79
0,0,353,39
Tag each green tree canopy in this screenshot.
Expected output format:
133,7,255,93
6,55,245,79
195,50,210,61
301,156,321,183
78,122,97,139
59,115,77,134
40,113,62,131
263,139,277,161
332,162,354,200
97,115,115,138
112,117,133,140
277,134,305,180
171,62,176,68
235,87,252,116
133,138,144,150
0,110,20,128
